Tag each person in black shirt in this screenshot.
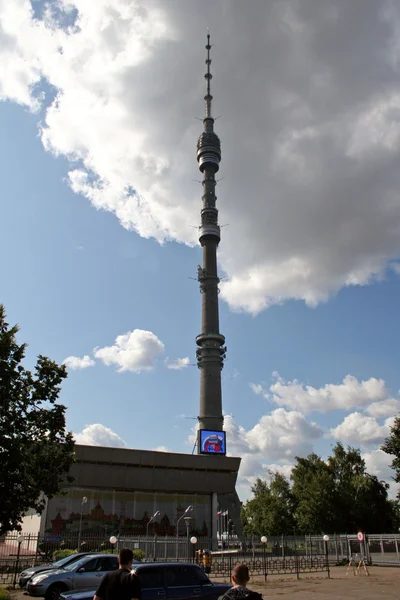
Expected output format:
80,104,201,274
94,548,141,600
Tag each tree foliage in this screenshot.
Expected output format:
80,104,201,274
382,416,400,492
242,472,296,536
0,305,75,535
242,443,397,535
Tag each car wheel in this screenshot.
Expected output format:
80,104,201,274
45,584,67,600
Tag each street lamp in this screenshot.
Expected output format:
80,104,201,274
184,517,193,560
322,535,330,578
109,535,117,554
176,505,193,559
190,536,197,564
146,511,161,538
146,511,160,559
248,516,255,560
261,536,267,582
77,496,88,551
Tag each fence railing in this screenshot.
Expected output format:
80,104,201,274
1,531,400,586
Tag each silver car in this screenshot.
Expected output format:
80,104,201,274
19,553,92,588
26,554,122,600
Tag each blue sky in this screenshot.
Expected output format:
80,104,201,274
2,0,400,500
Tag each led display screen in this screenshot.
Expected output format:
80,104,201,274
198,430,226,455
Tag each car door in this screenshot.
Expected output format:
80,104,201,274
93,556,119,588
135,566,166,600
165,565,204,600
71,557,101,590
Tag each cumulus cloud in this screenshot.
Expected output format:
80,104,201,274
330,413,393,445
74,423,127,447
165,357,190,370
366,399,400,418
362,448,400,498
63,355,95,370
252,373,390,414
222,411,322,499
4,2,400,313
94,329,164,372
152,445,169,452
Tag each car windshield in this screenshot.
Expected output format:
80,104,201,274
63,556,93,572
53,555,80,568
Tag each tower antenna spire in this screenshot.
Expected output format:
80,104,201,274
195,32,226,451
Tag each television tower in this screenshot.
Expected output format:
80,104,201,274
196,33,227,438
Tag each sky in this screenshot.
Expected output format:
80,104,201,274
2,0,400,501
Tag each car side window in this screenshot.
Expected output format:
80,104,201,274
165,566,205,586
80,558,98,573
97,557,118,571
137,568,164,589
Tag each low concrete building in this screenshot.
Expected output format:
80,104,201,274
34,444,241,539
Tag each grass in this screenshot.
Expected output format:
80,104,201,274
0,588,11,600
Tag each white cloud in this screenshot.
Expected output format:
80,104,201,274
363,448,400,499
94,329,164,373
330,412,392,445
152,445,169,452
222,411,322,500
252,373,389,414
63,355,95,370
249,383,264,396
366,398,400,418
74,423,127,448
165,357,190,370
245,409,322,456
4,2,400,313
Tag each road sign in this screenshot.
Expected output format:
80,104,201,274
357,531,364,542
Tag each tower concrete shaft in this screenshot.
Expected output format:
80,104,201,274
196,34,226,433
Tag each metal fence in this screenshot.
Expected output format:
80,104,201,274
1,531,400,587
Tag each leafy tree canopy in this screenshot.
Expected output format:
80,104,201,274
382,416,400,491
242,443,396,535
0,305,75,535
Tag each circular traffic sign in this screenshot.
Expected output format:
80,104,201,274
357,531,364,542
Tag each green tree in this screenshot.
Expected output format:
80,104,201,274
328,442,395,532
242,472,296,535
0,305,75,535
382,416,400,495
291,453,336,534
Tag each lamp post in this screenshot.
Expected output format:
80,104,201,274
190,536,197,564
184,517,193,560
146,511,160,559
261,536,267,582
248,516,255,560
77,496,88,551
109,535,117,554
13,534,24,588
323,535,330,578
176,505,193,559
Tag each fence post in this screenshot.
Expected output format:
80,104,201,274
323,536,330,579
335,535,339,563
13,535,24,589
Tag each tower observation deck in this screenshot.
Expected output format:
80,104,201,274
196,34,227,448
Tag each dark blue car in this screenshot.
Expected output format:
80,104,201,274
60,563,231,600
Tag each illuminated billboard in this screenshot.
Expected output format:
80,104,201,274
198,430,226,455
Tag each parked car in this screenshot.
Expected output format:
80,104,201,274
20,553,93,588
60,563,231,600
27,553,140,600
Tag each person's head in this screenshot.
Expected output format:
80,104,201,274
118,548,134,569
231,564,250,586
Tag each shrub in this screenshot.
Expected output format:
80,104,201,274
0,588,11,600
99,549,145,561
53,549,77,561
132,550,145,562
